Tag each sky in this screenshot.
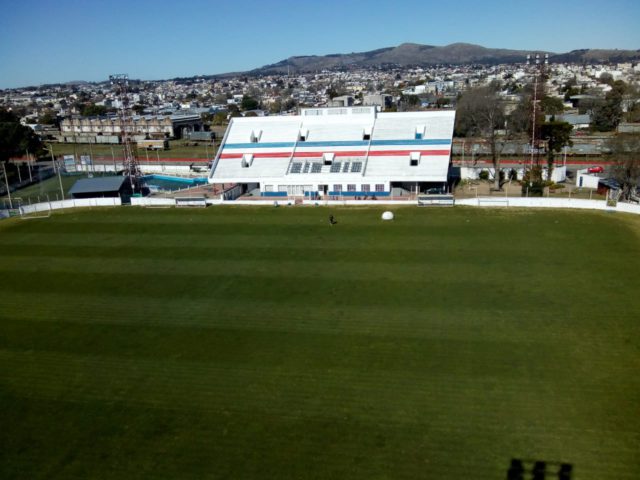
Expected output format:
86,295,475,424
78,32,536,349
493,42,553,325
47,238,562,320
0,0,639,89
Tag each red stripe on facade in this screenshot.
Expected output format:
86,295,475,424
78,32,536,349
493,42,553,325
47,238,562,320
294,150,366,158
367,149,450,156
220,149,451,159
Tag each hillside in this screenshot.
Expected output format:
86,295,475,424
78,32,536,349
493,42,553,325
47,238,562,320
252,42,640,74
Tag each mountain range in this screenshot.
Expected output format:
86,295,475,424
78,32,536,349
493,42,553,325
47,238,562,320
247,42,640,75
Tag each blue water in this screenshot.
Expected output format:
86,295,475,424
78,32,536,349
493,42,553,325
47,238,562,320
142,175,208,192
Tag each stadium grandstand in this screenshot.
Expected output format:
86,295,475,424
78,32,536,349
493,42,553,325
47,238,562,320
208,107,456,198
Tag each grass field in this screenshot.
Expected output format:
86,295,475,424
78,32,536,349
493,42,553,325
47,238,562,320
0,207,639,479
1,173,115,205
50,139,218,160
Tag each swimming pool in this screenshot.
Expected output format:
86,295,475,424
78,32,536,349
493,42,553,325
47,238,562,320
142,174,208,192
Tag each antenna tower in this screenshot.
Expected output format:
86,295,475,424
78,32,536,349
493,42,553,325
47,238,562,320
109,74,142,190
525,54,548,171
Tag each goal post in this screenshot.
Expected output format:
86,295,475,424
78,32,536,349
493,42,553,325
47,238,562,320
19,204,52,220
477,198,509,207
175,197,207,208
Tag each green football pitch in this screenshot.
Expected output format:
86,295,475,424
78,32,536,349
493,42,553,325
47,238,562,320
0,207,639,479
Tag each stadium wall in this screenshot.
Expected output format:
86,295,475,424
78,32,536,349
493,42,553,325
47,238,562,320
4,197,640,215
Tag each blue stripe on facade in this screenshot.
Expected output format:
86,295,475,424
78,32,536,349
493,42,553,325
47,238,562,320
297,140,368,148
371,139,451,146
224,139,451,149
224,142,295,149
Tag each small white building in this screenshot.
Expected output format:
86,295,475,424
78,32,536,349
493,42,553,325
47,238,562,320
208,107,456,198
576,169,600,189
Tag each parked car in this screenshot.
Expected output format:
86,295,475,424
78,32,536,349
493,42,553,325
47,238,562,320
426,187,444,195
587,166,604,174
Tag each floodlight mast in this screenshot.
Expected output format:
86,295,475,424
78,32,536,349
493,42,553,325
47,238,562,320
525,54,548,173
109,74,141,191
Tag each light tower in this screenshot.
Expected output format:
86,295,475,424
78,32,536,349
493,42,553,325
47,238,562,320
109,74,142,191
525,53,548,172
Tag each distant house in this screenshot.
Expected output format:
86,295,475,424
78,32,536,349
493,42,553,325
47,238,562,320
363,94,393,109
567,95,599,109
617,123,640,134
68,176,133,199
545,114,591,130
328,95,354,107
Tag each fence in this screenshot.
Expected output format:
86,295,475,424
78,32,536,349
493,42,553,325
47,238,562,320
18,197,121,215
2,196,640,218
456,196,640,215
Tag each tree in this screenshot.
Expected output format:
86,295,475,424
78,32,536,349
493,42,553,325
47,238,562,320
592,81,627,132
213,94,228,105
606,133,640,200
540,96,564,115
240,95,259,111
81,104,108,117
37,111,57,125
539,120,573,179
455,84,506,189
211,111,228,126
435,97,451,108
626,103,640,123
0,108,44,164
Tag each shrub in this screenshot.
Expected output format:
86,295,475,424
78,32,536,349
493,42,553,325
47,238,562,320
479,170,490,181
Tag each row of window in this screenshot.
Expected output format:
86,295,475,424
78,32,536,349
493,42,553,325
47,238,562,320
249,125,427,143
244,154,422,170
332,184,385,192
288,161,363,174
263,184,386,193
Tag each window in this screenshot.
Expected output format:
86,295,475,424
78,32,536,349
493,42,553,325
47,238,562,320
302,162,311,173
342,162,350,172
330,162,342,173
347,184,356,192
333,184,342,192
363,126,372,141
290,162,302,173
375,184,385,192
264,185,274,192
241,154,254,168
361,184,370,192
250,130,261,143
323,152,335,166
351,162,363,173
410,152,421,167
311,163,322,173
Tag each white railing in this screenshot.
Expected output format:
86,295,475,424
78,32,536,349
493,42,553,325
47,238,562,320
19,197,121,214
130,197,176,207
6,196,640,215
456,196,640,215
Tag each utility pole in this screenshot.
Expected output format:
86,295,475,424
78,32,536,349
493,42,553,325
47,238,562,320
56,157,64,200
526,53,548,178
2,162,12,209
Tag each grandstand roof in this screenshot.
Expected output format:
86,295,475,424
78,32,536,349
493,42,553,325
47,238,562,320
68,176,128,196
209,107,456,184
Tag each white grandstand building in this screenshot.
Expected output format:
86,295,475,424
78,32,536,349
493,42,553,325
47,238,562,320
208,106,456,198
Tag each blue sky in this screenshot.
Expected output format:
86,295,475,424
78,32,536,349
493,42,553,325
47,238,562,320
0,0,638,89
